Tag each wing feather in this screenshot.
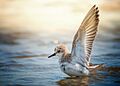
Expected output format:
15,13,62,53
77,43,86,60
71,5,99,67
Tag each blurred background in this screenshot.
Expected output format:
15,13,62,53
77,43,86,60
0,0,120,86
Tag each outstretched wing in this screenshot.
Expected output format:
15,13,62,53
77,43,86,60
71,5,99,67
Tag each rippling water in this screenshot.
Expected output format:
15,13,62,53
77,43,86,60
0,5,120,85
0,24,120,86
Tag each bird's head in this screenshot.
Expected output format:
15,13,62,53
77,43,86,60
48,44,68,58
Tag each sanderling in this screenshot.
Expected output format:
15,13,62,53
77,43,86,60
48,5,101,76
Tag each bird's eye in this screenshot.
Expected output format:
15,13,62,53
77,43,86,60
57,50,60,53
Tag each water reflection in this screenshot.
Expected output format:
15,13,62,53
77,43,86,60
0,27,120,86
58,76,89,86
58,66,120,86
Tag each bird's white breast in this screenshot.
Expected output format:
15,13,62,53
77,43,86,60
60,62,89,76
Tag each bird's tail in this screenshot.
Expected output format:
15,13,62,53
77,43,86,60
88,64,104,73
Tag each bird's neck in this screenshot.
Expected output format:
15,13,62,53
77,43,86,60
59,52,72,63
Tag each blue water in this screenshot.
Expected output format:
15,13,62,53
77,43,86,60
0,18,120,86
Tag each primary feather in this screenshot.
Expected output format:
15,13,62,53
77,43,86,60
71,5,99,67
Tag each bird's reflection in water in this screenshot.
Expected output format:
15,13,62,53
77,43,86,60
58,76,89,86
57,73,106,86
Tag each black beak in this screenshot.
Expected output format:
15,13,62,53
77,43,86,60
48,53,56,58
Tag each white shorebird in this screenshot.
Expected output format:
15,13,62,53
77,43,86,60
48,5,101,76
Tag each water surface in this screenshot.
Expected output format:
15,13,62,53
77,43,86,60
0,23,120,86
